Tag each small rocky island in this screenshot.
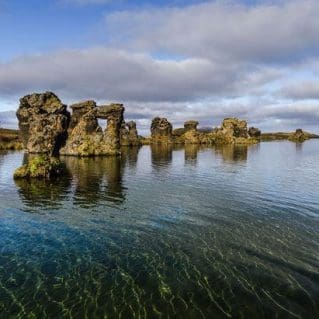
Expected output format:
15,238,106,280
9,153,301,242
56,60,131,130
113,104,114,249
1,91,314,178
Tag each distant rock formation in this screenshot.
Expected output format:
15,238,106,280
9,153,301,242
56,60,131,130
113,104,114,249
16,92,70,155
120,121,140,146
288,129,310,143
151,117,173,144
61,103,124,156
248,127,261,138
221,118,248,138
182,120,199,144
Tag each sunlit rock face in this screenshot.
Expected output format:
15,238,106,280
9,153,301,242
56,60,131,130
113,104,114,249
16,92,70,155
151,117,173,144
183,120,200,144
120,121,140,146
61,103,124,156
68,100,98,132
222,118,248,138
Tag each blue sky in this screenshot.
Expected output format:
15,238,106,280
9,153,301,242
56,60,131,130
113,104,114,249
0,0,319,133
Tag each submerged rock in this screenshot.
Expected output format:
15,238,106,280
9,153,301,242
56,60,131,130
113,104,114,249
151,117,173,144
16,92,70,155
14,155,64,179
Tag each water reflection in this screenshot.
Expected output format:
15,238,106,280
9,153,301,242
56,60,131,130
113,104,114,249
63,156,125,206
184,144,200,165
215,144,248,162
14,153,71,209
151,144,173,169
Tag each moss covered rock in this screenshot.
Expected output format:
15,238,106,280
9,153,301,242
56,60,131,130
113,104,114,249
14,155,64,179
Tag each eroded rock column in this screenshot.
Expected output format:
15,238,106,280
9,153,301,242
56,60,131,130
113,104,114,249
16,92,70,155
150,117,173,144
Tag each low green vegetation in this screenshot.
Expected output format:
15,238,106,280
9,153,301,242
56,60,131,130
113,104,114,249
14,155,64,179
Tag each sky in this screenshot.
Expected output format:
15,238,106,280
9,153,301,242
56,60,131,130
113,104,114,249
0,0,319,133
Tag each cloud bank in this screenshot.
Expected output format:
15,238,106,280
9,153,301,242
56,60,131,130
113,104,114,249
0,0,318,133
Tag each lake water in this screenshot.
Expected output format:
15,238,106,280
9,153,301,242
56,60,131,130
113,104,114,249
0,141,318,318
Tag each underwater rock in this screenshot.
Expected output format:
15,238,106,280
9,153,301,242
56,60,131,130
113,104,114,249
151,117,173,144
14,155,64,179
16,92,70,155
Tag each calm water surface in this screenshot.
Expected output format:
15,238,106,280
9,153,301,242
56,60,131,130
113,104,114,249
0,141,318,318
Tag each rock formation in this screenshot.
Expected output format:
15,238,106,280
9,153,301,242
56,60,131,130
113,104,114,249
16,92,70,155
151,117,173,144
288,129,310,143
221,118,248,138
120,121,140,146
183,120,200,144
60,103,124,156
248,127,261,138
14,155,64,179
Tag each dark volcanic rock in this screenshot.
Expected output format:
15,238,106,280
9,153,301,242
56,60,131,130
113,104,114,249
14,155,64,179
248,127,261,138
69,100,97,132
184,120,199,132
61,102,124,156
222,118,248,138
183,120,200,144
151,117,173,144
121,121,140,146
16,92,70,155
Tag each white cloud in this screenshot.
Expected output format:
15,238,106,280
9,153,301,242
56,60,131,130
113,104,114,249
104,0,319,64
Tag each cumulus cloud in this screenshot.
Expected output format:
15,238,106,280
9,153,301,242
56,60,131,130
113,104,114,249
0,47,279,102
0,0,318,133
104,0,319,64
279,81,319,100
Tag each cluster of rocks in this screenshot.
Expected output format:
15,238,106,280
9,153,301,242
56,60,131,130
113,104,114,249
16,92,140,158
152,117,261,145
288,129,310,143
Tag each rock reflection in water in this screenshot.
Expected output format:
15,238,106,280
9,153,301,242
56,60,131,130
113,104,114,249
184,144,201,165
63,156,125,206
151,144,173,169
215,144,248,162
14,153,70,209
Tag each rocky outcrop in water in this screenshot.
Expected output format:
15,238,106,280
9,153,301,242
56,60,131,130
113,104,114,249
151,117,173,144
248,127,261,138
14,155,64,179
183,121,201,144
288,129,310,143
61,103,124,156
16,92,70,155
120,121,140,146
221,118,248,138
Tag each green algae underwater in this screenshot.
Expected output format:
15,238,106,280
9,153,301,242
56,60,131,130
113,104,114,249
0,141,318,318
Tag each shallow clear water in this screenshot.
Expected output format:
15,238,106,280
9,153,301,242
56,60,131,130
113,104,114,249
0,141,319,318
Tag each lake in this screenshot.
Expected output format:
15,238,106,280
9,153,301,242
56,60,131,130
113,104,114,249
0,141,318,318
